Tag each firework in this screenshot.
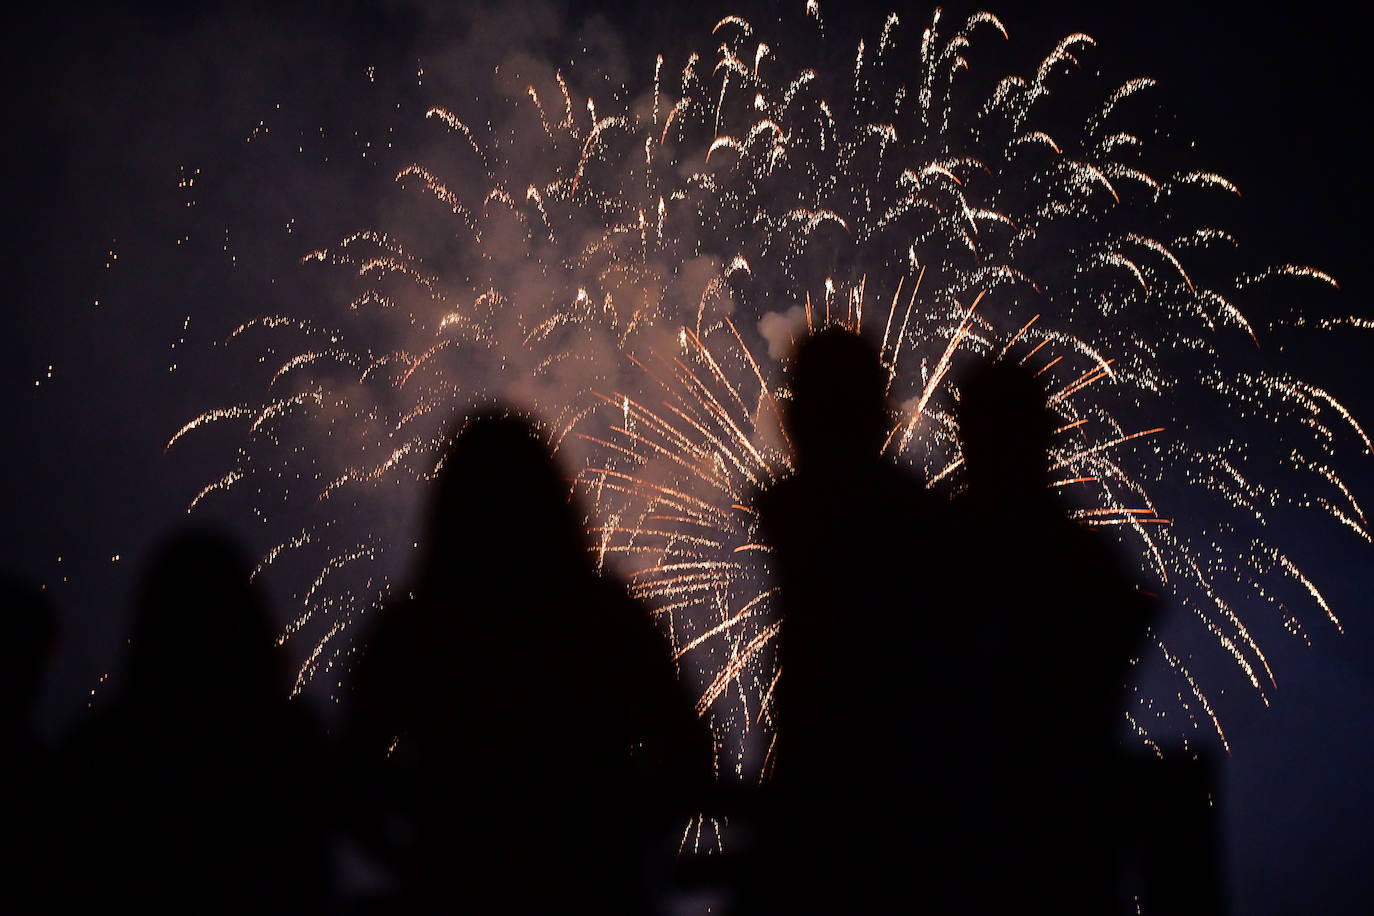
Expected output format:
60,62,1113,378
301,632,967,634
170,5,1363,780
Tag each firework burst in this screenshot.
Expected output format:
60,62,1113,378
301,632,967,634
171,5,1364,781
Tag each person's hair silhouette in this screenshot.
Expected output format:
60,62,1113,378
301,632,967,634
123,530,278,704
60,528,329,912
347,406,709,913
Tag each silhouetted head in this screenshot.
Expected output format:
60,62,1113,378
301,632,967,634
1,576,58,730
786,327,889,472
425,407,585,583
125,528,277,700
957,359,1056,501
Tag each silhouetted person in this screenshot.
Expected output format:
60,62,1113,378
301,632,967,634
346,408,711,912
753,327,948,912
62,529,329,913
2,576,60,895
950,359,1151,912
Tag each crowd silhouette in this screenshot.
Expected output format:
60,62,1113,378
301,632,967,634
7,327,1225,913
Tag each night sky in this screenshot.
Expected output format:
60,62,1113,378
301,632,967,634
7,0,1372,911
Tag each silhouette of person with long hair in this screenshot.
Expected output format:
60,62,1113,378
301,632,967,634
346,407,710,913
951,358,1150,912
753,327,948,912
62,528,329,913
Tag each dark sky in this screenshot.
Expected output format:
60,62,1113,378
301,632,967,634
7,1,1372,911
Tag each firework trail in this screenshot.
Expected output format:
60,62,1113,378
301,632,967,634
171,4,1364,780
